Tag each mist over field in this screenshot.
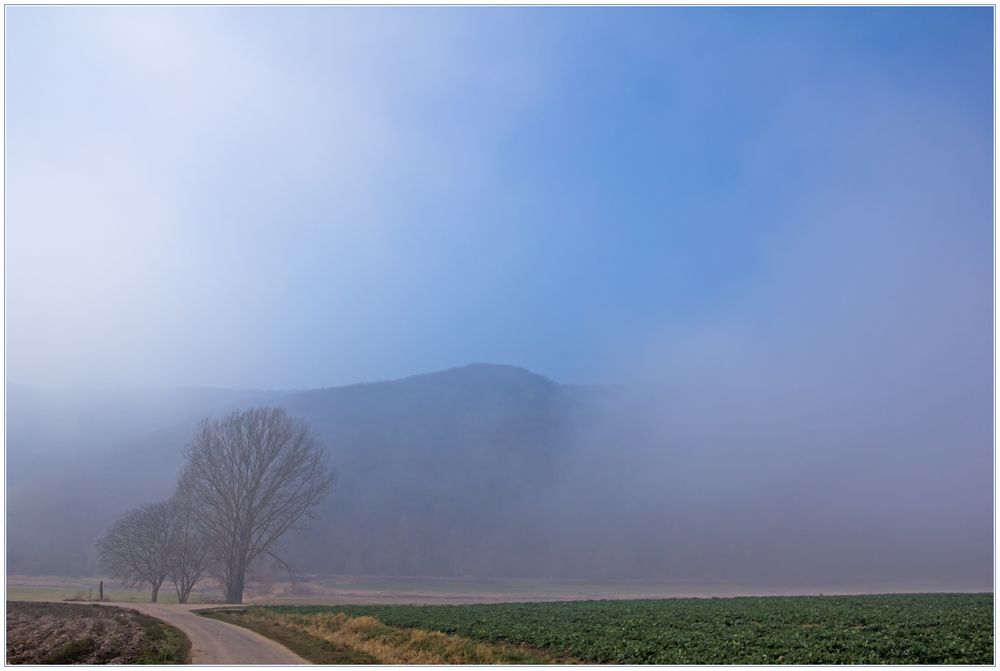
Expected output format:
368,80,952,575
5,7,993,594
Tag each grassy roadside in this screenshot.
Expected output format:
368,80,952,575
200,608,377,663
198,607,578,664
132,612,192,664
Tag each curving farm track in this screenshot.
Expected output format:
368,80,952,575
105,602,308,665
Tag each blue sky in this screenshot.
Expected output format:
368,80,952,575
5,6,993,389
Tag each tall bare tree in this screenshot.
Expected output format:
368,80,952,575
182,407,333,604
166,487,212,603
97,501,173,602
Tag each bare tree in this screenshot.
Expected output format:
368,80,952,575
182,407,333,604
97,501,173,602
166,486,212,604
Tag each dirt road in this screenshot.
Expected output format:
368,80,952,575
106,602,308,665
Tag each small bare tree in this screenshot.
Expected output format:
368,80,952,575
97,501,173,602
166,486,212,604
182,407,333,604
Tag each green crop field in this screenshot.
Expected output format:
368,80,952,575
215,593,993,664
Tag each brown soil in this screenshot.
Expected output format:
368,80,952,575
6,601,180,664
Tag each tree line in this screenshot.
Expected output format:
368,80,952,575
97,406,333,604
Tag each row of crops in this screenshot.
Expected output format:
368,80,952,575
260,593,993,664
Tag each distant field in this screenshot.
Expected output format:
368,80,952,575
9,573,988,606
6,601,189,664
250,575,991,604
5,586,191,604
6,576,221,604
202,593,994,664
4,585,221,604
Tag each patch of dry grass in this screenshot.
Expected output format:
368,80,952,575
199,609,377,664
203,608,578,664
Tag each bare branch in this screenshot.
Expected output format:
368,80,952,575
181,407,333,603
96,501,173,602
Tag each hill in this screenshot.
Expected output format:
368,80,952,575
7,365,616,577
5,364,993,589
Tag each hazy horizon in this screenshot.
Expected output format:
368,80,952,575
5,362,585,393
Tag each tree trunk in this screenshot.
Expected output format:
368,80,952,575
225,572,245,604
150,581,161,603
